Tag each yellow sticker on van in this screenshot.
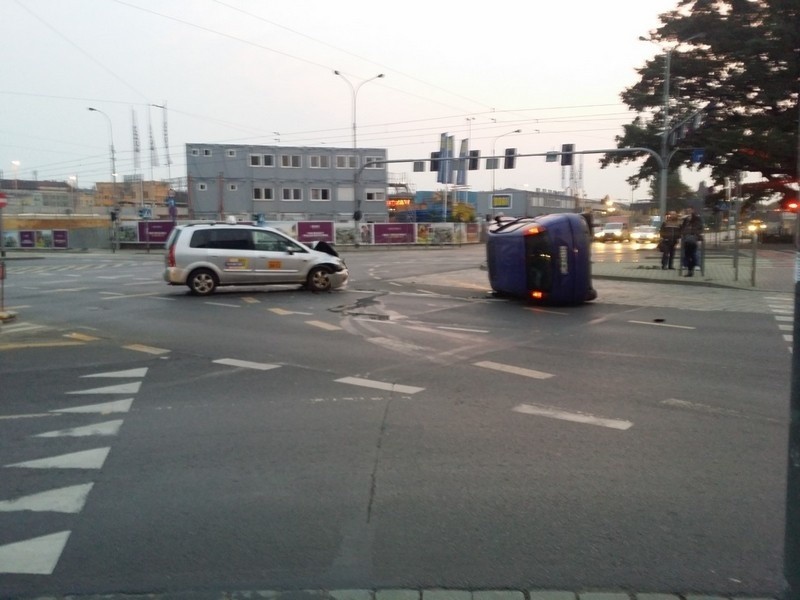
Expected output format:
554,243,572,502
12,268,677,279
268,260,282,269
224,258,249,270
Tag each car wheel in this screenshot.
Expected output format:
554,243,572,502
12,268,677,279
188,268,217,296
306,266,332,292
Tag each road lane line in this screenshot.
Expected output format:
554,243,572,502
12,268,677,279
473,360,554,379
335,376,424,395
436,326,490,333
513,403,633,430
306,320,342,331
123,344,170,355
0,531,71,574
213,358,280,371
628,320,696,329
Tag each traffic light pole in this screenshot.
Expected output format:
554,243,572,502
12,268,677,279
783,100,800,600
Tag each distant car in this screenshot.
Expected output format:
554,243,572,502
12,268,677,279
594,222,631,242
164,222,348,296
630,225,659,243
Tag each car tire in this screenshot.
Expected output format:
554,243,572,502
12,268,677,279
306,266,332,292
188,268,218,296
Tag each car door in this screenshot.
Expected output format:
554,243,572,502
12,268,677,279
251,230,312,284
207,228,256,284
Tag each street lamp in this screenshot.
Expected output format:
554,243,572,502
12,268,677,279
491,129,521,215
642,33,704,220
87,107,117,207
333,70,384,245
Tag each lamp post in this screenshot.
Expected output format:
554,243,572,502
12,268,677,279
645,33,704,221
333,70,384,246
491,129,521,216
87,107,117,208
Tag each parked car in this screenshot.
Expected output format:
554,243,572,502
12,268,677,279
164,222,348,296
630,225,659,243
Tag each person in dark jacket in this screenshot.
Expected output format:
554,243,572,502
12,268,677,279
658,211,681,270
680,206,704,276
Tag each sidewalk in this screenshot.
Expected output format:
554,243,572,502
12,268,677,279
591,245,795,294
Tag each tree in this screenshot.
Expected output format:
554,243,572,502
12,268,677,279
647,171,695,212
602,0,800,210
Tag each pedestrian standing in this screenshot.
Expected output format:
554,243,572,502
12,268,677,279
680,206,704,277
658,211,681,270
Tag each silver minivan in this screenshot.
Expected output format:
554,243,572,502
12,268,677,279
163,223,348,296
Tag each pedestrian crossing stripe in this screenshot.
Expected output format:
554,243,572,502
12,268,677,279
0,483,93,513
52,398,133,414
34,419,124,438
81,368,148,378
66,381,142,395
6,447,111,470
0,531,71,574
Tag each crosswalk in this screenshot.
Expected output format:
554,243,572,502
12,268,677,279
0,368,147,574
6,261,150,275
766,295,794,353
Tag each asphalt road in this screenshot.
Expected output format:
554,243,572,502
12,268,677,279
0,247,791,598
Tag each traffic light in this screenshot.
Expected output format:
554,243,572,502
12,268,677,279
561,144,574,166
503,148,517,169
782,198,799,212
468,150,480,170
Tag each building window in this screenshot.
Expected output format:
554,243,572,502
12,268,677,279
365,191,385,202
365,156,384,169
309,155,331,169
282,188,302,201
281,154,301,168
203,149,212,156
250,154,275,167
253,187,274,201
228,184,238,191
198,183,208,191
336,155,356,169
227,149,236,157
310,188,331,201
191,148,200,156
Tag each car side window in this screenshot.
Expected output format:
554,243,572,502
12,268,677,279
253,230,306,253
210,229,253,250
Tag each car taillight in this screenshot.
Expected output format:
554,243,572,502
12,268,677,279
167,244,176,267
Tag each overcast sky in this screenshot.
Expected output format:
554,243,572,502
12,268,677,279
1,0,708,202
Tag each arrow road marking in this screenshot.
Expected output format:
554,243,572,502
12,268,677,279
0,531,71,574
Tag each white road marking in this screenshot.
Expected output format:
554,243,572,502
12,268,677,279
64,332,99,342
269,307,313,315
780,324,793,331
67,381,142,395
775,316,793,322
34,419,124,438
436,326,490,333
52,398,133,414
335,376,424,395
6,447,111,469
82,368,148,378
513,403,633,430
100,292,161,300
659,397,781,423
474,360,554,379
628,320,696,329
0,483,94,513
205,301,241,308
306,320,342,331
0,322,47,334
367,336,429,353
123,343,170,355
0,531,71,574
785,334,794,343
0,413,61,420
213,358,280,371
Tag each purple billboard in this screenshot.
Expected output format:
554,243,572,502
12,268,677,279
137,220,175,244
373,223,415,244
297,221,334,244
